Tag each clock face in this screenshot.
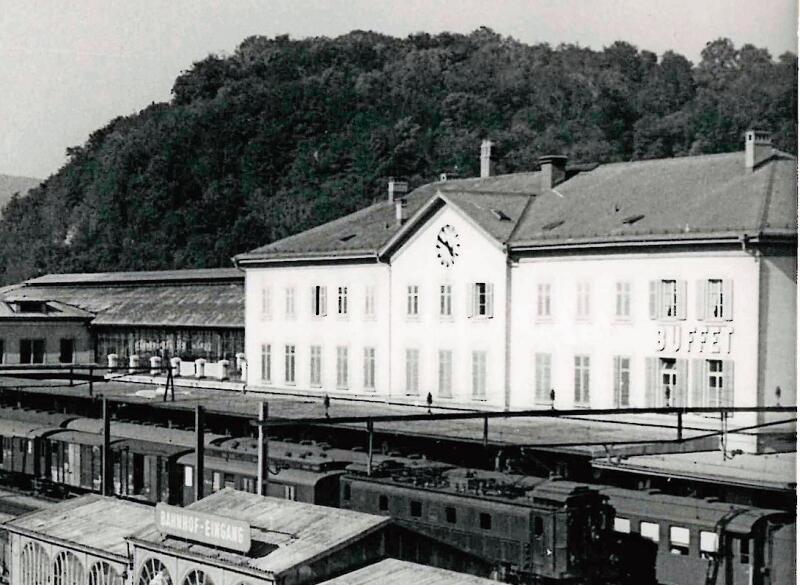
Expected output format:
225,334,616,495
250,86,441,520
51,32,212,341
435,224,460,267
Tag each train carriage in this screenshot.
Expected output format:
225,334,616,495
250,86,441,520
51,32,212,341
112,438,188,504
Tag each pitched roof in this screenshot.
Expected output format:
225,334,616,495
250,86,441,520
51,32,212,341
0,300,93,320
236,151,797,264
24,268,243,286
128,488,391,578
319,559,498,585
4,494,153,561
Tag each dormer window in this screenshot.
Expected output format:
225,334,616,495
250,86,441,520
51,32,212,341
14,301,49,314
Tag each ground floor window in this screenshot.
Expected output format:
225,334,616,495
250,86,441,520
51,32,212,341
284,344,296,384
438,350,452,398
261,344,271,383
336,346,349,389
406,349,419,395
613,356,630,407
573,355,590,406
645,357,688,407
535,353,551,403
472,351,487,400
692,358,734,407
363,347,376,390
95,327,244,362
20,339,45,364
310,345,322,387
59,338,74,364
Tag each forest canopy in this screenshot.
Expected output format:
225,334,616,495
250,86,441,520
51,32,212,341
0,30,795,284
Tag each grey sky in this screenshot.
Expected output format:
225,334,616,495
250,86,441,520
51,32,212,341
1,0,796,179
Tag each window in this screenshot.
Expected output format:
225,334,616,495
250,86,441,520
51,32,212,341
439,284,452,317
661,358,677,406
614,517,631,533
261,287,272,319
700,531,719,559
59,338,74,364
640,521,660,543
284,485,296,501
438,350,452,398
285,287,296,319
534,516,544,537
20,339,45,364
337,286,348,315
738,537,750,564
699,278,733,321
649,279,687,320
0,339,4,364
365,285,376,318
479,512,492,530
284,345,296,384
700,359,734,407
669,526,690,556
261,344,271,383
184,465,193,487
410,501,422,517
615,281,631,319
181,570,213,585
534,353,551,403
343,483,351,500
445,507,456,523
52,551,83,585
613,356,630,407
405,349,419,395
576,282,591,319
311,285,327,317
472,351,487,400
406,285,419,316
336,346,349,389
138,559,172,585
536,283,551,319
646,357,687,407
470,283,494,318
573,355,590,406
310,345,322,387
363,347,376,390
379,495,389,511
89,562,123,585
20,541,49,585
212,472,222,491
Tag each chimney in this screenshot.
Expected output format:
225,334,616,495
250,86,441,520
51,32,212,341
480,140,493,178
539,155,568,190
387,178,408,202
745,130,772,170
395,197,408,225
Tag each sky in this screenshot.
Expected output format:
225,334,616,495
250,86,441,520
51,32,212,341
1,0,797,179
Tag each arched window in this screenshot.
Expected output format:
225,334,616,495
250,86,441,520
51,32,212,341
181,570,213,585
138,559,172,585
20,541,50,585
52,551,83,585
89,562,123,585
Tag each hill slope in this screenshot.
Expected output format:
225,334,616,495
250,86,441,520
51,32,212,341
0,175,41,214
0,31,795,285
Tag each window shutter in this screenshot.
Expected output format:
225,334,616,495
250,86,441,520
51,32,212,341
487,283,494,318
321,286,327,316
722,279,734,321
645,357,657,407
310,286,315,315
696,280,707,321
466,283,474,318
612,357,620,408
648,281,658,320
676,280,688,320
721,360,734,406
676,359,689,407
691,359,705,407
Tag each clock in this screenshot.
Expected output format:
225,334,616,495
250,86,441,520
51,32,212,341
435,224,460,267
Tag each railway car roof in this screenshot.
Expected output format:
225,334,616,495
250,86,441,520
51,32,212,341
45,429,124,447
67,418,226,447
318,558,500,585
0,418,63,438
113,438,190,457
177,452,344,484
128,488,391,579
0,407,76,428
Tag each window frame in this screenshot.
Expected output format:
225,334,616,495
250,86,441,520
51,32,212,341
309,345,322,387
536,283,552,320
615,281,631,320
363,347,376,391
573,355,590,406
669,525,691,556
336,346,349,390
406,285,420,317
261,343,272,383
285,287,296,320
438,349,453,398
640,521,660,543
534,352,552,404
613,356,631,407
439,284,453,318
284,344,296,385
405,348,420,395
337,286,348,317
576,281,591,320
472,350,487,400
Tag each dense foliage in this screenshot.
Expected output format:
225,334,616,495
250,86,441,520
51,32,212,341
0,30,795,284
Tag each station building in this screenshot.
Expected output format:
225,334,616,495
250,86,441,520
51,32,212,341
235,132,797,451
0,269,244,366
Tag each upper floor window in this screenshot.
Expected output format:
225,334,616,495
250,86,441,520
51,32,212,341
469,283,494,318
337,286,348,316
439,284,452,317
311,285,327,317
573,355,590,406
536,283,551,319
407,285,419,317
261,287,272,320
698,278,733,321
365,285,376,319
285,287,296,319
615,281,631,319
649,279,687,320
576,282,591,319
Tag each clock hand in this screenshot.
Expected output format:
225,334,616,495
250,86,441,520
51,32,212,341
437,235,454,256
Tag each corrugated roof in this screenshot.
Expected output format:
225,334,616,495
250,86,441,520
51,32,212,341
25,268,243,286
4,494,153,560
67,418,226,448
236,151,796,263
0,300,93,320
129,488,390,578
319,559,498,585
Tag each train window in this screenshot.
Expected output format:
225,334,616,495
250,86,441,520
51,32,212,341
284,485,296,501
379,495,389,511
26,439,32,454
184,466,193,488
445,507,456,524
534,516,544,537
410,501,422,518
738,538,750,564
700,531,718,559
480,513,492,530
343,484,351,500
640,521,659,543
669,526,690,555
614,518,631,534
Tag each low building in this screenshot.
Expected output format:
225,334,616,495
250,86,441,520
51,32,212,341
318,558,500,585
4,494,153,585
234,132,797,452
0,269,244,366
